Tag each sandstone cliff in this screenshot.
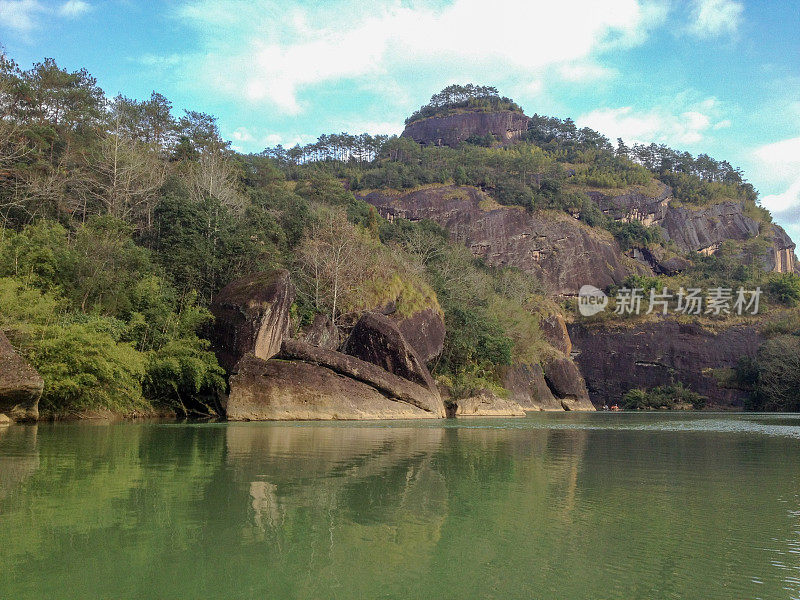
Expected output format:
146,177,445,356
402,110,530,147
568,320,760,407
0,331,42,421
358,185,634,295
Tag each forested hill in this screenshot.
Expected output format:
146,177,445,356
1,58,799,417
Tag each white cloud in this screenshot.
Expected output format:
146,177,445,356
577,99,728,147
557,61,617,82
0,0,44,33
59,0,91,18
754,137,800,215
175,0,666,114
687,0,743,38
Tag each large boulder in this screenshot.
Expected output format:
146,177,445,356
0,331,41,421
402,110,530,147
501,363,563,411
210,270,295,372
452,391,525,417
279,340,444,416
227,355,440,421
396,308,446,363
295,313,340,351
343,312,437,393
542,355,595,411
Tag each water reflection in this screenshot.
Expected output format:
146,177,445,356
0,416,799,599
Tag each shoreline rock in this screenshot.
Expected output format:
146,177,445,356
0,331,42,422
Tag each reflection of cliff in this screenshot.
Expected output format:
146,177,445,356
223,424,448,597
0,425,39,500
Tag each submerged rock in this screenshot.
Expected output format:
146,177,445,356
0,331,41,422
452,391,526,417
343,312,438,393
227,354,442,421
210,270,295,372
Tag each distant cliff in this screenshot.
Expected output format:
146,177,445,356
402,110,530,147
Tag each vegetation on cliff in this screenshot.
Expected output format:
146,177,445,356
405,84,523,125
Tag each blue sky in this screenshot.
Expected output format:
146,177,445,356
2,0,799,239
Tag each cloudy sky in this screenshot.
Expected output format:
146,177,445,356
2,0,799,238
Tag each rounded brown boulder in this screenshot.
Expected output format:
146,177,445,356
0,331,42,421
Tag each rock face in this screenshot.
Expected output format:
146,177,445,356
359,185,632,295
210,270,295,372
501,363,563,411
227,355,440,420
542,355,595,411
591,187,796,273
395,308,446,363
568,321,761,407
343,312,437,393
402,111,530,147
540,314,572,355
296,313,340,351
453,391,526,417
0,331,42,421
279,340,444,416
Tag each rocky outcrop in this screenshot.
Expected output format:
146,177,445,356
402,110,530,147
592,187,796,273
343,312,437,393
568,320,761,407
295,313,340,351
210,270,295,372
227,355,440,420
0,331,42,421
500,363,563,411
542,356,595,411
764,224,797,273
452,391,526,417
358,185,632,295
540,314,571,355
279,339,444,416
395,308,446,363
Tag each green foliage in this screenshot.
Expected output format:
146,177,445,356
749,335,800,411
767,273,800,307
405,84,523,124
607,221,662,250
143,337,226,416
622,383,707,410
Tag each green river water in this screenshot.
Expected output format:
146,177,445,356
2,412,800,599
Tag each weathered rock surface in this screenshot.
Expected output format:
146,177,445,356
568,320,761,407
343,312,437,392
227,355,439,421
280,339,444,416
0,331,41,421
500,363,563,411
591,187,796,273
453,391,526,417
402,110,530,147
0,414,11,425
210,270,295,372
540,314,572,355
359,185,632,295
395,308,446,363
542,355,595,411
295,313,340,351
